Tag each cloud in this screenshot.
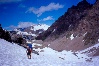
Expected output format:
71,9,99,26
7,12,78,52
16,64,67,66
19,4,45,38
5,22,34,30
9,25,17,28
18,4,26,8
26,3,64,17
4,25,17,30
17,22,34,28
43,16,54,21
37,16,54,22
0,0,23,3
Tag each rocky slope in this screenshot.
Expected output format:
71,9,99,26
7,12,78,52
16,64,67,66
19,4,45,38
36,0,99,55
36,0,93,41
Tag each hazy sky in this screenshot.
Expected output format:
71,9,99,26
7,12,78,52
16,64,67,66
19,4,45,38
0,0,96,30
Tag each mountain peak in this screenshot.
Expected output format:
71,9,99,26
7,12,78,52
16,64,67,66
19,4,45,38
78,0,88,5
36,0,93,41
12,24,50,40
77,0,92,9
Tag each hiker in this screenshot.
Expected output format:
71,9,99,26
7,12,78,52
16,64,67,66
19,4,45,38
26,46,32,59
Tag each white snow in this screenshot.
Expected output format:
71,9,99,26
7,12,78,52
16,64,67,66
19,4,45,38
0,39,99,66
52,29,56,32
17,31,28,35
82,40,84,42
70,34,74,40
30,34,36,36
32,43,42,47
33,24,49,31
17,31,37,36
26,41,32,44
79,43,99,56
14,24,49,37
14,29,19,31
39,31,42,34
83,32,87,36
30,26,34,30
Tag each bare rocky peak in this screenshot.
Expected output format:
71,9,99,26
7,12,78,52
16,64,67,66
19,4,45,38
36,0,93,41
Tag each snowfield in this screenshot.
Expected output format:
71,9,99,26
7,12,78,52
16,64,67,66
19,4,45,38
0,39,99,66
33,24,50,31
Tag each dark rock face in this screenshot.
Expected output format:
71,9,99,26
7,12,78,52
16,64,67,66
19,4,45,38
77,0,99,45
0,24,12,42
36,0,93,41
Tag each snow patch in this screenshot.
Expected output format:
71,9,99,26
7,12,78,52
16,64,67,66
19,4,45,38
14,28,19,31
70,34,74,40
17,31,28,35
33,24,49,31
30,26,34,30
82,40,84,42
48,44,50,46
17,31,36,36
26,41,32,43
83,32,87,36
32,43,42,47
52,29,56,32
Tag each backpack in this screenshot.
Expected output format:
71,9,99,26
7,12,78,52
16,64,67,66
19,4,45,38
27,44,32,49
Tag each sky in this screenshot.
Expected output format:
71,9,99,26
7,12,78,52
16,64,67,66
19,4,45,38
0,0,96,30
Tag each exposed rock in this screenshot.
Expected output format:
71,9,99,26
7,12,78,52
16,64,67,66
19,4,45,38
37,0,99,54
36,0,93,41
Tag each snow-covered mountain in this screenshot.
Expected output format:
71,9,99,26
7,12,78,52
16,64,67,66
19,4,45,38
33,24,50,31
10,24,49,40
14,24,50,32
0,39,99,66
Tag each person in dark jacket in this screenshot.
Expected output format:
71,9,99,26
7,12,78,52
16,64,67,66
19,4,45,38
26,46,32,59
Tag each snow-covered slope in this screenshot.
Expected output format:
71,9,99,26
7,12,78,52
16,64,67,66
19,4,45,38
0,39,99,66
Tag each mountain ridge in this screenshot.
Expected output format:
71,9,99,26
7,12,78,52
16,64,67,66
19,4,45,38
10,24,49,40
36,0,93,41
36,0,99,54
